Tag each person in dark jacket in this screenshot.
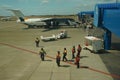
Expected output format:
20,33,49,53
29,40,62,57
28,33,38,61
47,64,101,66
56,51,61,67
77,44,82,56
35,37,40,47
62,48,68,61
72,46,76,59
39,48,46,61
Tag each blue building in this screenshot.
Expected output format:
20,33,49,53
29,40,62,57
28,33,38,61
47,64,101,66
94,3,120,50
78,11,94,18
78,11,94,23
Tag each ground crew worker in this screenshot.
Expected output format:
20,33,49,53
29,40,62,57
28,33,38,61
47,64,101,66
77,44,82,56
62,48,68,61
75,55,80,68
35,37,40,47
39,48,46,61
56,51,61,67
72,46,76,59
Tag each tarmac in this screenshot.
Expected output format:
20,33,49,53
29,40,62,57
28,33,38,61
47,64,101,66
0,21,120,80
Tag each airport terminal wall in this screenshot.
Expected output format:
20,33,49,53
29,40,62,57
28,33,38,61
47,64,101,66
94,3,120,37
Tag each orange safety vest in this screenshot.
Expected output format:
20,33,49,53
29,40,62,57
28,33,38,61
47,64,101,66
72,48,75,53
75,57,80,63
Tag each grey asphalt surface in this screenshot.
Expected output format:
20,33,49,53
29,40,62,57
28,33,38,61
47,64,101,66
0,21,120,80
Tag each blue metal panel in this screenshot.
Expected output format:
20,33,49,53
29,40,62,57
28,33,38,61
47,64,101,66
104,29,112,50
103,9,120,37
94,3,120,27
78,11,94,18
93,3,120,50
94,5,101,27
97,3,120,9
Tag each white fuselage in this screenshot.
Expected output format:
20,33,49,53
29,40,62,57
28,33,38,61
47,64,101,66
18,18,52,26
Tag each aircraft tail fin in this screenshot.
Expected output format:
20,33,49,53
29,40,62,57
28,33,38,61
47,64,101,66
9,9,25,22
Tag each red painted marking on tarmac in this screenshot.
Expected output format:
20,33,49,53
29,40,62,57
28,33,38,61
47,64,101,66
0,43,38,54
0,42,120,79
46,55,56,60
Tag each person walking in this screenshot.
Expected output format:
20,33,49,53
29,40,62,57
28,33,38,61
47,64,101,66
77,44,82,56
75,55,80,68
35,37,40,47
39,48,46,61
72,46,76,59
56,51,61,67
62,48,68,61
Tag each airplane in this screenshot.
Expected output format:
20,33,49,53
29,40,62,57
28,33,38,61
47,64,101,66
9,9,78,29
8,9,53,28
0,16,11,21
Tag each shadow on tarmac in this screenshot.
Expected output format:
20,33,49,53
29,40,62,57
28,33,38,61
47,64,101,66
80,56,88,59
44,59,53,62
111,42,120,51
80,66,89,68
98,51,120,80
60,65,71,67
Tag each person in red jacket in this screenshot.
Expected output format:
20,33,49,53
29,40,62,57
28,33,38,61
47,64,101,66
75,55,80,68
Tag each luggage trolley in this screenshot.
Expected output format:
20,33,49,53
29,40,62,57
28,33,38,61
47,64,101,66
84,36,104,53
